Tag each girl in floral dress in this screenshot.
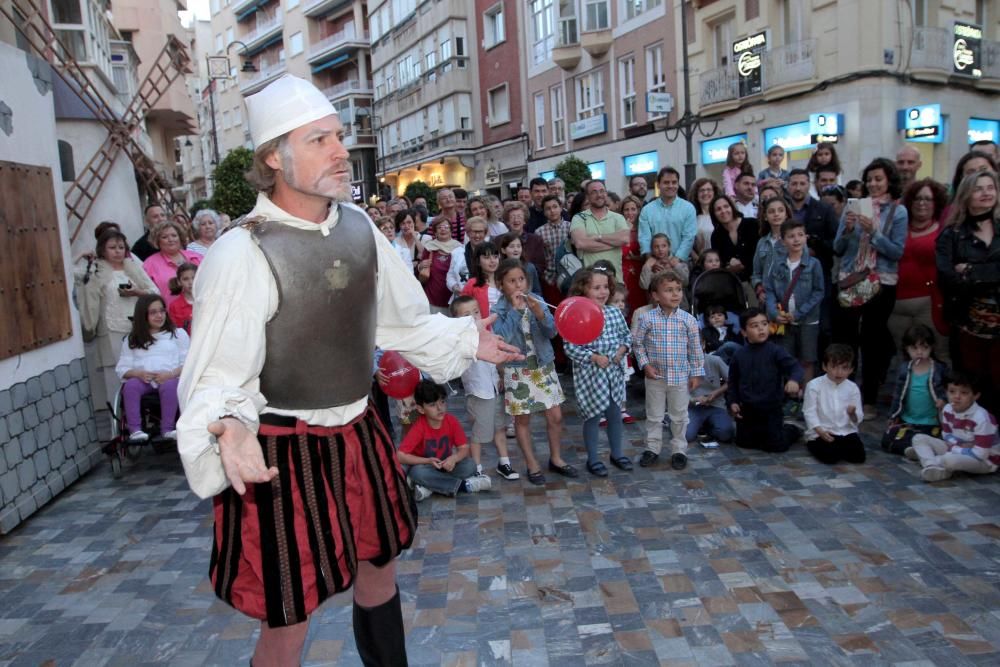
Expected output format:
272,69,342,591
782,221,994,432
564,270,634,477
491,259,576,485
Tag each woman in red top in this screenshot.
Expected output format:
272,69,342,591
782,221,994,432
418,217,461,313
620,195,647,319
888,178,950,361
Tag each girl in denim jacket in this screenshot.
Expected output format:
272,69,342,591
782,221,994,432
491,259,573,485
882,324,949,454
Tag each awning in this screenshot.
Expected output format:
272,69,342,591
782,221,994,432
244,34,282,57
311,52,351,74
236,0,270,22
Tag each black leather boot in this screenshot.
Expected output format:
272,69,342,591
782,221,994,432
353,588,408,666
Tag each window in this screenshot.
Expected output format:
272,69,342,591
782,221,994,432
911,0,926,25
234,106,243,126
782,0,804,44
484,4,505,48
456,37,465,56
626,0,662,21
584,0,609,31
575,71,604,120
225,27,234,47
712,18,734,66
287,0,299,9
289,32,303,56
215,33,223,54
531,0,555,65
488,84,510,125
210,0,220,15
426,50,437,72
52,0,82,23
441,39,452,60
222,110,231,130
646,44,667,118
534,93,546,148
352,159,364,182
619,57,636,127
976,0,989,25
558,0,577,46
551,85,565,144
57,140,75,182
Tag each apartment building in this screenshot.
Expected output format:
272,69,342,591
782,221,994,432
686,0,1000,183
178,16,212,205
208,0,377,202
369,0,479,196
525,0,682,195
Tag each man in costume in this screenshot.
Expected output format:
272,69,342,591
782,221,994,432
177,75,521,666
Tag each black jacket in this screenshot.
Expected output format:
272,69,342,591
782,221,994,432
703,324,743,352
131,232,157,262
793,197,839,273
935,218,1000,324
726,341,804,409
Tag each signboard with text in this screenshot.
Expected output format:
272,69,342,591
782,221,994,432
700,134,748,165
623,151,659,176
569,114,607,140
588,161,606,180
808,113,844,144
968,118,999,144
898,104,943,143
763,121,813,152
953,22,982,78
733,32,766,97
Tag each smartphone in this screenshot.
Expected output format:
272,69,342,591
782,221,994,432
118,282,132,290
846,198,860,215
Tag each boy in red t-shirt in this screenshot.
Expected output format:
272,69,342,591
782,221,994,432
398,380,492,501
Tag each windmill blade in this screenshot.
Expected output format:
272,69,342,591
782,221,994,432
122,35,193,129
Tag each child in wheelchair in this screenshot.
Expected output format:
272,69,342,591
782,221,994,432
115,294,189,443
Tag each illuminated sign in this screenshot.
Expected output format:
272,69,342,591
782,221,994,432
351,183,364,201
808,113,844,143
700,134,748,165
539,170,556,181
953,22,982,78
570,114,607,140
732,32,766,97
763,121,813,152
588,161,606,180
898,104,944,144
623,151,659,176
968,118,999,144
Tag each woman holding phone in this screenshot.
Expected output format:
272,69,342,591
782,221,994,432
76,228,159,415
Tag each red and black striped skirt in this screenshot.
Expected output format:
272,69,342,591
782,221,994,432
209,407,416,627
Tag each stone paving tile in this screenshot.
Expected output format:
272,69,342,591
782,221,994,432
0,386,999,666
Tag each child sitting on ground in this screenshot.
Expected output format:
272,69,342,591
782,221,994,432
803,344,865,464
686,333,734,447
450,296,519,480
727,308,804,452
906,373,998,482
883,324,948,455
397,380,491,501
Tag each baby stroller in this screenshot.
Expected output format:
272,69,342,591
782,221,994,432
103,387,175,478
690,268,748,330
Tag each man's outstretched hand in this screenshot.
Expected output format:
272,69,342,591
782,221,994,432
208,418,278,495
475,314,525,364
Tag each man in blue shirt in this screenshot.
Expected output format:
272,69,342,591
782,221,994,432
638,167,698,261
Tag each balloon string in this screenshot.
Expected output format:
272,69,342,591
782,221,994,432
527,294,559,310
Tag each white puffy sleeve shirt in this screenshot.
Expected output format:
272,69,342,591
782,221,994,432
177,195,479,498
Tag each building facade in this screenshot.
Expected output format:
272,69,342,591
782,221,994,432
207,0,378,203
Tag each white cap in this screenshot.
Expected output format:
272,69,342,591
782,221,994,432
245,75,337,148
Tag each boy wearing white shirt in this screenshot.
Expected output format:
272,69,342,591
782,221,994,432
803,344,866,464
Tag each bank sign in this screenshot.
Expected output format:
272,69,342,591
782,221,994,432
953,22,982,78
733,32,766,97
898,104,943,144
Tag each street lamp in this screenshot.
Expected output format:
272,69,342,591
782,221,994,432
662,0,719,189
205,41,256,165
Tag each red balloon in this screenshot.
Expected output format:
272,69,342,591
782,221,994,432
554,297,605,345
379,351,420,399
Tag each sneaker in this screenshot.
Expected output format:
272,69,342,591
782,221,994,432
464,475,492,493
670,452,688,470
662,416,670,426
921,466,950,483
904,447,919,461
128,431,149,443
621,411,636,424
161,430,177,440
412,484,432,502
496,462,520,480
599,418,608,427
639,450,659,467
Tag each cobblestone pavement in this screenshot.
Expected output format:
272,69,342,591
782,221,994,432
1,387,999,666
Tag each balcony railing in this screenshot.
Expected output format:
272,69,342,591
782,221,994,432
231,0,262,16
308,25,369,61
698,65,738,108
321,79,374,100
303,0,351,17
763,39,816,90
558,17,578,46
909,26,952,73
242,9,283,50
240,60,287,94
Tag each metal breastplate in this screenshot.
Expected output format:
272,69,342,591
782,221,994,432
251,206,377,410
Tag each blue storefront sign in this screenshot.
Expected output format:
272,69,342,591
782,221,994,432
809,113,844,143
539,170,556,181
623,151,659,176
700,134,747,165
968,118,999,144
763,121,813,152
588,161,606,180
898,104,944,143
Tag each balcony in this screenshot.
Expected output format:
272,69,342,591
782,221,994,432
552,17,581,70
374,66,472,121
698,65,739,112
304,0,353,18
908,26,952,83
321,78,374,101
231,0,262,18
308,25,369,64
763,39,816,99
241,9,283,55
377,129,475,174
239,60,287,95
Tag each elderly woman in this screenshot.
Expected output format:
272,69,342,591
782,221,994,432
142,220,202,306
76,229,159,414
186,209,221,255
417,217,461,314
833,158,908,417
888,178,950,361
937,170,1000,414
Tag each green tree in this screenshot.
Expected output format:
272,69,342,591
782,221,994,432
554,155,592,195
188,199,212,218
210,147,256,219
403,180,437,215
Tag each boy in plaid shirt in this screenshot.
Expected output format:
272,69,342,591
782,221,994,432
633,270,704,470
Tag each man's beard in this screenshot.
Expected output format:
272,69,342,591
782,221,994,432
280,144,352,202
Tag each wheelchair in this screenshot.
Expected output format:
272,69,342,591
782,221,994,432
103,385,178,478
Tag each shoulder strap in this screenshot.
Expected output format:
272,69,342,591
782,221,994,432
781,263,805,310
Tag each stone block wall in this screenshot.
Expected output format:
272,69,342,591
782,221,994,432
0,358,101,534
